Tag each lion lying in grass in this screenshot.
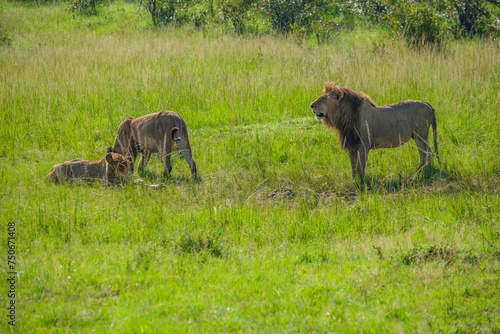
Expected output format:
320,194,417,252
109,111,197,177
310,83,439,179
47,150,132,184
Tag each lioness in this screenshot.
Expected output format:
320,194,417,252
310,83,439,179
109,111,197,177
47,151,132,184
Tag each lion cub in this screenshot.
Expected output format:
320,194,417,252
46,150,132,184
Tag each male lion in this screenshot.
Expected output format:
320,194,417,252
47,151,132,184
109,111,197,177
310,83,439,179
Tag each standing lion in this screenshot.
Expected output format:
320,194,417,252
109,111,197,177
310,83,439,179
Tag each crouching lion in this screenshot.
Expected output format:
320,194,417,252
47,151,132,184
109,111,197,177
310,83,439,179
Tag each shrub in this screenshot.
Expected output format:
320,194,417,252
259,0,311,33
68,0,106,14
0,24,12,47
142,0,175,25
452,0,496,36
347,0,500,40
189,1,214,28
342,0,390,23
218,0,255,34
307,2,343,44
259,0,339,45
142,0,197,26
384,1,450,46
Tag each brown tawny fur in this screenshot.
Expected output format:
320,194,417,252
109,111,197,177
310,83,439,179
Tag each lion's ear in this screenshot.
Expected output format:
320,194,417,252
106,146,114,153
105,153,115,164
337,90,344,100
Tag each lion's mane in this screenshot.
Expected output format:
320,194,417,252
322,83,376,151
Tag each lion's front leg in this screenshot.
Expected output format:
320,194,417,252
137,152,151,172
349,147,369,179
348,149,360,179
358,147,369,178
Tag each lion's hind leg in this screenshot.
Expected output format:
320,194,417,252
413,135,433,169
158,140,173,176
176,136,197,178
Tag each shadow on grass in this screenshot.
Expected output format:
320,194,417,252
352,163,472,194
136,169,201,185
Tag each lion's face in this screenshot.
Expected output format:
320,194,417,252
310,88,342,121
310,93,328,120
107,146,134,173
105,152,133,183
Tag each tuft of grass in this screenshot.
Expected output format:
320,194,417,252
402,244,458,265
175,230,225,258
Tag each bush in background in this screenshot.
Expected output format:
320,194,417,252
259,0,309,33
259,0,341,45
134,0,499,42
68,0,106,14
0,24,12,47
452,0,497,36
142,0,179,25
218,0,255,34
384,1,450,47
348,0,500,45
141,0,216,27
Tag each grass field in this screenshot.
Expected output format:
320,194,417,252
1,1,500,332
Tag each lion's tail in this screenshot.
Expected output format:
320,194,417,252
431,107,440,165
171,114,184,142
171,127,181,142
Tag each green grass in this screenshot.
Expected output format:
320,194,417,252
1,1,500,333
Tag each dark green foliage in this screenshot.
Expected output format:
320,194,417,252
14,0,65,4
342,0,389,23
139,0,342,39
142,0,176,25
259,0,309,33
258,0,341,45
142,0,198,26
452,0,495,35
0,24,12,47
385,1,450,46
219,0,255,34
348,0,500,43
68,0,106,14
136,0,499,43
259,0,337,34
190,1,214,28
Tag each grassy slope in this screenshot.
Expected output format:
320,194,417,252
1,2,500,333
